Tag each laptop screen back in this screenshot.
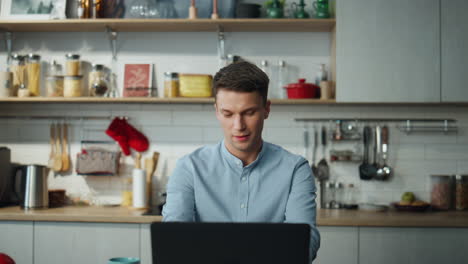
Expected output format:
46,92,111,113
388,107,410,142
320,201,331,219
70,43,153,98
151,222,310,264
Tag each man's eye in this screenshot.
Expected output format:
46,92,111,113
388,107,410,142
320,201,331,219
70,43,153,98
223,113,232,117
245,111,255,116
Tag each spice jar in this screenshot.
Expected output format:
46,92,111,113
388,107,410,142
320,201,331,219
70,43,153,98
46,76,64,97
164,72,179,98
26,54,41,96
65,54,81,76
430,175,455,210
88,64,108,97
64,75,83,97
455,175,468,211
10,54,26,96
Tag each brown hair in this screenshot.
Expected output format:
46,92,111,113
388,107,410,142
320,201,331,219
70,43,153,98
213,61,269,105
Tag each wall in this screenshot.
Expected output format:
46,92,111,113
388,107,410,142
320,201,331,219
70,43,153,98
1,30,467,207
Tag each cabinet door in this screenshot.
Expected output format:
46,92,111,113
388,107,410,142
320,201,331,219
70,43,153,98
34,222,140,264
441,0,468,102
359,227,468,264
314,226,358,264
140,224,152,264
0,221,33,264
336,0,440,102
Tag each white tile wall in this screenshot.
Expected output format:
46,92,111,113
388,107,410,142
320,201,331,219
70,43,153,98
2,103,468,206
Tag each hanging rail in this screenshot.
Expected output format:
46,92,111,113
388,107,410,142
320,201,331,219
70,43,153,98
0,115,129,121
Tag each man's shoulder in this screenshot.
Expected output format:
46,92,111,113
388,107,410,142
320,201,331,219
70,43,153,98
264,141,307,166
178,142,221,165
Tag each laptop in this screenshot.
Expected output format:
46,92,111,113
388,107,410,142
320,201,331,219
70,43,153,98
150,222,310,264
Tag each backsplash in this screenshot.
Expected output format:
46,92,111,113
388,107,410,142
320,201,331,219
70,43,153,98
1,103,467,206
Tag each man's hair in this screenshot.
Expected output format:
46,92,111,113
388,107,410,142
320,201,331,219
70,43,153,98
213,61,269,105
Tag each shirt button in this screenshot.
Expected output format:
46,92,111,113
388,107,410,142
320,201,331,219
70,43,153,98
241,177,247,181
237,161,242,166
240,203,245,209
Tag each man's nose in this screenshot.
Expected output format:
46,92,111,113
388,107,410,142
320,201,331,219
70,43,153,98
233,115,246,130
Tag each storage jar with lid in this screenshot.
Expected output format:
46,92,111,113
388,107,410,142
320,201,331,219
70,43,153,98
430,175,455,210
11,54,26,96
455,175,468,211
164,72,179,98
26,54,41,96
46,76,64,97
89,64,108,97
64,75,83,97
65,54,81,76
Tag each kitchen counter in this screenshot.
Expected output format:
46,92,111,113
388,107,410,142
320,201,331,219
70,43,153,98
2,206,468,227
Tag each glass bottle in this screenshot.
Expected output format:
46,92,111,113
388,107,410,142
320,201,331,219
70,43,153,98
333,182,342,209
49,60,62,76
11,54,26,97
260,60,274,98
277,60,288,99
26,54,41,96
164,72,179,98
315,63,327,85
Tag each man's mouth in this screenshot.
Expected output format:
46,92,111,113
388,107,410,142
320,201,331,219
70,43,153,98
233,135,250,142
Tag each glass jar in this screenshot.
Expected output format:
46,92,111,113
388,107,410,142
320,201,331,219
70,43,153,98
430,175,455,210
121,177,133,207
89,64,108,97
26,54,41,96
455,175,468,211
46,76,64,97
10,54,26,96
333,182,343,209
65,54,81,76
343,183,358,209
49,60,62,76
164,72,179,98
324,181,334,209
64,75,83,97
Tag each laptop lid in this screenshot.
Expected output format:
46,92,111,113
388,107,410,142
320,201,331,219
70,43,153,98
150,222,310,264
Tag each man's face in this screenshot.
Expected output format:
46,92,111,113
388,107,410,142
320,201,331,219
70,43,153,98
215,89,270,155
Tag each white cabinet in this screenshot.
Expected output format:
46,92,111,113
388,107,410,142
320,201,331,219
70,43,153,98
336,0,440,103
359,227,468,264
314,227,358,264
140,224,152,264
441,0,468,102
0,221,33,264
34,222,140,264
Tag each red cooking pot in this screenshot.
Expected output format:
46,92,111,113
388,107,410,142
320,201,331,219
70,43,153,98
284,79,319,99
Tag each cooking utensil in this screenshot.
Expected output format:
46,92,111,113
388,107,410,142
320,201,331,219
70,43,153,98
48,124,55,169
145,152,160,208
368,126,379,178
189,0,198,19
61,123,70,172
376,126,392,180
317,126,329,181
303,128,309,162
53,124,62,172
311,127,319,178
135,152,142,169
359,126,374,180
211,0,219,19
15,164,49,209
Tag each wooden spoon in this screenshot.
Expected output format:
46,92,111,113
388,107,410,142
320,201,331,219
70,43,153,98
211,0,219,19
135,152,142,169
48,124,56,169
145,152,160,208
53,123,63,172
61,123,70,172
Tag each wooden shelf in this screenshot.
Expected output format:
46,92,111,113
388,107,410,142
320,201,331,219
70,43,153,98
0,97,336,105
0,18,336,32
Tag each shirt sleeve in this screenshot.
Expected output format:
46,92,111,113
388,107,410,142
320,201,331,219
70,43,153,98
162,157,196,222
284,158,321,262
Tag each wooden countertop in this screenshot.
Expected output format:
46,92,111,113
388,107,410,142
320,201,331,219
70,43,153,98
0,206,162,223
2,206,468,227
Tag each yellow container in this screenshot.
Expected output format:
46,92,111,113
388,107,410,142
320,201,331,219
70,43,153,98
179,74,213,97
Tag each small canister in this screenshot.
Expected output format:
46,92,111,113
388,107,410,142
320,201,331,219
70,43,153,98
65,54,81,76
64,75,83,97
430,175,455,210
455,175,468,211
46,76,64,97
89,64,108,97
164,72,179,98
26,54,41,96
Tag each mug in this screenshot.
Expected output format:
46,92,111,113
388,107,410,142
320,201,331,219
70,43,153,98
108,257,140,264
0,71,13,97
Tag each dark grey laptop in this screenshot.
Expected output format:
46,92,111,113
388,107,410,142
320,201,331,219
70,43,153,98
150,222,310,264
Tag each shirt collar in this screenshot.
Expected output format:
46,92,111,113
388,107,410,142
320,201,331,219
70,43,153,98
221,139,267,170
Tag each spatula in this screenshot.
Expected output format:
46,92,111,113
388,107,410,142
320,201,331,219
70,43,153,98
316,126,329,181
53,123,62,172
61,123,70,172
48,124,56,169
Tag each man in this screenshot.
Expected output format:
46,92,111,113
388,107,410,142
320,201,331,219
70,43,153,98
162,61,320,261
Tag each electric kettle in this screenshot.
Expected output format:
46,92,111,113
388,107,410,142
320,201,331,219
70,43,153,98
15,165,49,209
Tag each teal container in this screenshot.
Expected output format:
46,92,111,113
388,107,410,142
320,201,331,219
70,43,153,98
108,257,140,264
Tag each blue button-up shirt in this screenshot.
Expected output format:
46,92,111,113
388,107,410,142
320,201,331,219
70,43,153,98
163,140,320,261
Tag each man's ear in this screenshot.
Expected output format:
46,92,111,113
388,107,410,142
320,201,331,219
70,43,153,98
264,100,271,119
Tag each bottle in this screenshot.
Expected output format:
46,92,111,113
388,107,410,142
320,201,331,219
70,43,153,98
164,72,179,98
11,54,26,96
121,178,133,207
315,63,327,85
89,64,108,97
260,60,274,98
49,60,62,76
277,60,288,99
26,54,41,96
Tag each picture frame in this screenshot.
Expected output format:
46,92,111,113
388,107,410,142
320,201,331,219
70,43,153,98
0,0,67,20
122,63,154,97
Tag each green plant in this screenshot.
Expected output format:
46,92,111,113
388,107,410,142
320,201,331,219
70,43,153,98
264,0,286,8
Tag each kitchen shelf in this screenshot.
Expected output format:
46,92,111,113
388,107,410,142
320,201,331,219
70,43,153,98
0,18,336,32
0,97,336,104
